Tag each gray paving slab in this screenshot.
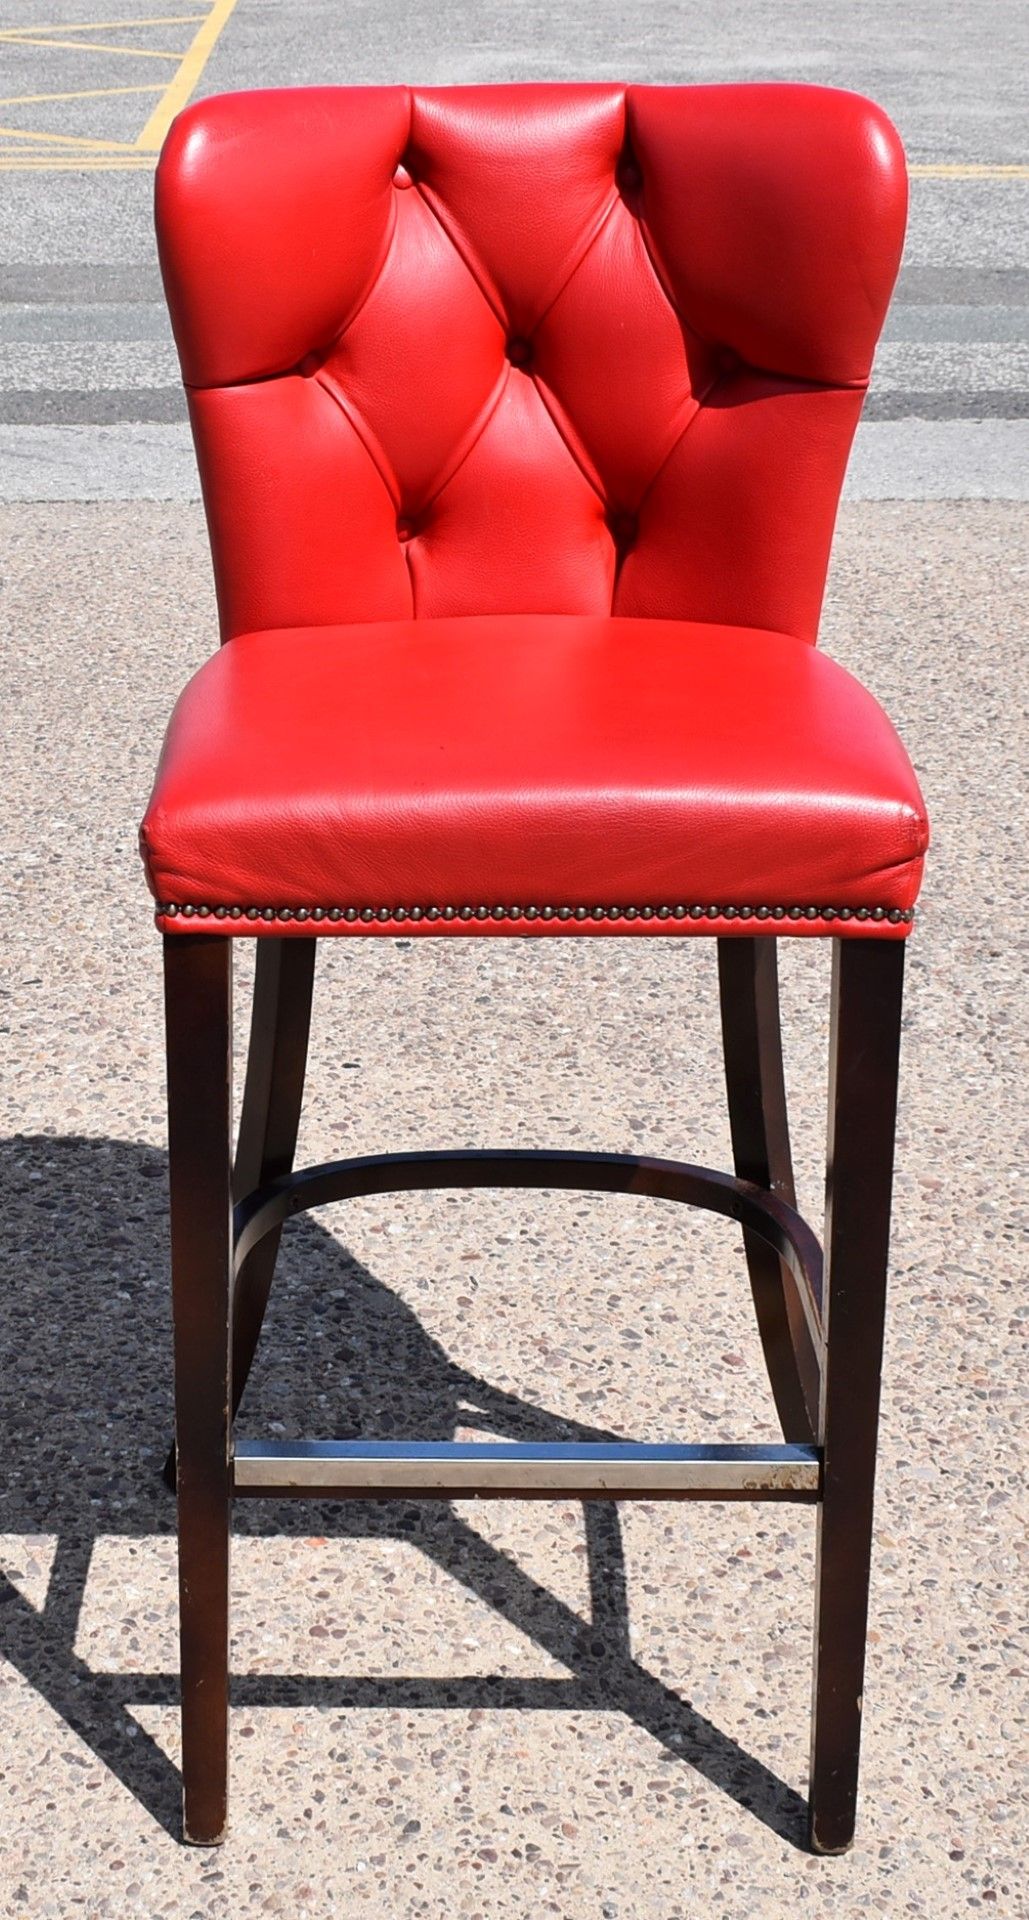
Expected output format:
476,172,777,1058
0,498,1025,1913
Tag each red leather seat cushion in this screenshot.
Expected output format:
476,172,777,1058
141,615,927,936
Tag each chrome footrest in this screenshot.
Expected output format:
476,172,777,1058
233,1439,821,1500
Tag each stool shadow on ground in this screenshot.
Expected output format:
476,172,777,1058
0,1134,808,1846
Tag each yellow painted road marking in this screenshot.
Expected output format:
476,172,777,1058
135,0,240,148
0,35,185,58
0,85,165,106
0,1,239,164
910,163,1029,178
0,14,206,31
0,122,139,149
0,154,156,167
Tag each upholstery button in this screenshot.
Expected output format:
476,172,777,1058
299,351,321,378
609,509,638,549
506,336,533,368
396,517,415,542
717,346,741,375
617,157,642,195
393,161,414,190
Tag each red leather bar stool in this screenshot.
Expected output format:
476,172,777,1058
140,82,928,1851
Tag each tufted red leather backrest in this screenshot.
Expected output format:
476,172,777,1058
156,84,906,644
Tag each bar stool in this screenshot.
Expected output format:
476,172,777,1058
140,81,928,1851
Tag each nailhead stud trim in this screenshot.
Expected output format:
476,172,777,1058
158,900,915,926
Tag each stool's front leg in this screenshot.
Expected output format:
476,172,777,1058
164,934,233,1845
809,937,905,1853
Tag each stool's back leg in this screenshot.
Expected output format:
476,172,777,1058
164,933,233,1846
718,937,817,1441
231,937,316,1410
809,936,905,1854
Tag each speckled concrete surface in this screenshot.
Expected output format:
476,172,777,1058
0,502,1025,1915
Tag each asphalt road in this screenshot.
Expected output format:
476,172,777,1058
0,0,1027,497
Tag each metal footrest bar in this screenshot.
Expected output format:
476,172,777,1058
233,1439,821,1501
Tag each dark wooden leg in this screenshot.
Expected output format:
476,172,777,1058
162,938,315,1487
231,937,316,1409
809,937,905,1854
718,937,817,1441
165,933,233,1846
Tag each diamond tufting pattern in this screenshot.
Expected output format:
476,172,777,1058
157,83,907,642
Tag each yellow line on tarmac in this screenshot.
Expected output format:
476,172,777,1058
0,154,157,170
0,85,165,106
0,14,205,31
0,35,184,58
0,123,139,149
910,163,1029,178
136,0,240,150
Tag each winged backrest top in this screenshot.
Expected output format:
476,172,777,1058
156,83,906,642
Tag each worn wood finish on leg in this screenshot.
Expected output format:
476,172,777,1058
165,933,233,1846
718,938,818,1442
808,937,905,1854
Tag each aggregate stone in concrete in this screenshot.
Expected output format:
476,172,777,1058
0,502,1025,1914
